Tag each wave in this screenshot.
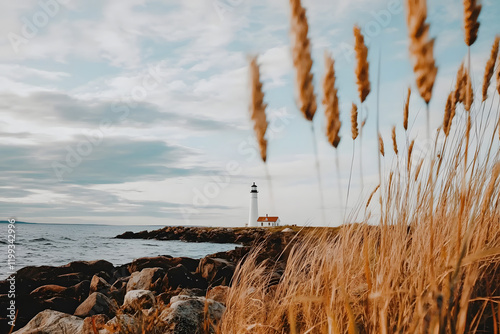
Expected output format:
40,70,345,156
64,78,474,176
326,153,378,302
30,237,52,242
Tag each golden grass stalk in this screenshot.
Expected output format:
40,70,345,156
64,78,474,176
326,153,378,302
497,50,500,95
404,87,411,131
366,184,380,208
443,92,454,136
455,62,467,105
353,26,371,103
465,68,474,112
480,163,500,217
378,133,385,157
482,36,499,102
463,0,482,47
351,103,359,140
407,139,415,173
406,0,438,104
414,158,424,181
323,53,341,148
391,126,398,155
249,56,269,162
289,0,317,121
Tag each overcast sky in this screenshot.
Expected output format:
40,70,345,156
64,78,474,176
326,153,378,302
1,0,499,226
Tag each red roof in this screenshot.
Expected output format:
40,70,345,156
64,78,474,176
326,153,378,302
257,216,279,222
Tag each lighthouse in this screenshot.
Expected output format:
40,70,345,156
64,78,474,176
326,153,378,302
248,182,259,227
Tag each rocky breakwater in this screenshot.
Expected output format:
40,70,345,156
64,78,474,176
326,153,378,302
1,227,298,333
115,226,285,246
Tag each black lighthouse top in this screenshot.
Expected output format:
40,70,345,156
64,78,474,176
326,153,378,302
250,182,258,193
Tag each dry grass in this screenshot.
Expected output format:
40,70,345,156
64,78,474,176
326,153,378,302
289,0,317,122
391,126,398,155
443,92,454,136
323,53,341,148
249,56,269,162
353,26,370,104
220,111,500,332
465,68,474,112
406,0,438,105
378,134,385,157
463,0,482,47
482,36,499,102
219,1,500,333
351,103,359,140
403,87,411,131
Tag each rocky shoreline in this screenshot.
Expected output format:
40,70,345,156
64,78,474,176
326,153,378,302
1,226,301,333
115,225,298,246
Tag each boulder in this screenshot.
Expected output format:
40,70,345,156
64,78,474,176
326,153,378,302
16,260,113,287
123,289,156,311
67,260,114,277
112,263,130,279
163,264,207,290
102,314,138,333
197,257,235,286
126,267,164,292
179,257,200,273
179,288,206,297
160,296,225,334
207,286,230,304
111,276,129,290
42,296,80,314
156,289,181,306
89,275,112,295
65,280,91,303
12,310,84,334
108,277,128,305
128,256,175,273
52,273,87,288
74,292,116,318
29,285,66,299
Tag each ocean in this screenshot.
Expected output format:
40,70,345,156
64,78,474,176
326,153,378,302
0,222,238,280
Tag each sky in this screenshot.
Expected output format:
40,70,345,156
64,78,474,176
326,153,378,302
0,0,499,226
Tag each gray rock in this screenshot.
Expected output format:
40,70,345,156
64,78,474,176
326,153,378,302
160,296,225,334
196,257,234,286
101,314,137,334
123,289,156,310
126,267,164,292
13,309,83,334
74,292,116,318
89,275,112,295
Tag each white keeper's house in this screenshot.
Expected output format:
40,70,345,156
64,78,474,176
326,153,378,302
247,182,281,227
257,214,280,227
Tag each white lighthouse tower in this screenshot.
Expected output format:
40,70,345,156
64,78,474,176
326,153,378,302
248,182,259,227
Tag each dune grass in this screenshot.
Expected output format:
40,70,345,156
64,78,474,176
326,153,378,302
219,0,500,333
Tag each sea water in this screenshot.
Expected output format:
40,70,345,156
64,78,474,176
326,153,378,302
0,222,238,279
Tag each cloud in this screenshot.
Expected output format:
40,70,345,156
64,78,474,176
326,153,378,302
0,92,237,136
